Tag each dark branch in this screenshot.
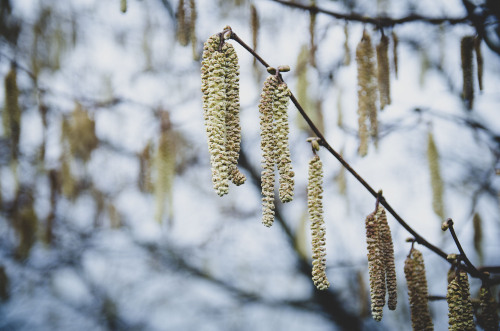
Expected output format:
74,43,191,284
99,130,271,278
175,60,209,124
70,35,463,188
271,0,469,27
229,29,488,281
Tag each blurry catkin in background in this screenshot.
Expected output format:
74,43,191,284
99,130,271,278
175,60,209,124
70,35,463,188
3,65,21,160
138,141,154,193
120,0,127,13
474,36,483,91
343,23,351,66
472,212,483,265
189,0,197,60
427,130,445,221
309,0,317,67
391,31,398,78
250,4,259,53
356,30,377,156
461,36,474,110
404,248,434,330
376,34,391,110
154,113,176,225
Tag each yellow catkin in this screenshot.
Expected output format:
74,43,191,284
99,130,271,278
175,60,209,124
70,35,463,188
3,65,21,159
474,36,483,91
356,30,377,156
309,0,317,67
67,103,98,162
250,4,259,53
190,0,197,60
376,206,397,310
308,154,329,290
376,35,391,110
472,212,483,265
344,23,351,66
154,113,176,224
201,34,229,196
120,0,127,13
461,36,474,110
336,149,346,195
365,210,385,321
404,248,434,330
224,42,246,186
392,31,398,79
14,193,38,261
259,75,279,227
477,285,499,331
427,130,445,220
447,270,475,331
274,82,294,203
138,141,154,193
176,0,188,46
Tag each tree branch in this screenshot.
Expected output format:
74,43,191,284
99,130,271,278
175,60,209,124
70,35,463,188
271,0,469,27
228,29,489,281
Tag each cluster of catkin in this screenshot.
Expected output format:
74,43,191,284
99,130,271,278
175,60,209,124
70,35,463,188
201,28,246,197
307,153,329,290
447,269,475,330
404,248,434,330
355,30,394,156
364,205,397,321
258,71,294,227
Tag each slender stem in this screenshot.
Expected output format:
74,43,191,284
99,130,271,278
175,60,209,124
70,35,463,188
446,218,485,279
229,30,486,279
271,0,468,26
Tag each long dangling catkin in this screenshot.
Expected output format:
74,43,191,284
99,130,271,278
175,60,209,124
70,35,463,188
274,82,294,203
259,75,279,227
474,36,483,91
376,35,391,110
461,36,474,110
356,30,378,156
189,0,197,60
223,41,246,186
365,210,385,321
138,141,154,193
201,34,229,196
376,206,397,310
392,31,398,79
427,130,445,220
472,212,484,265
477,285,499,331
3,65,21,159
309,0,317,67
154,113,176,224
120,0,127,13
250,4,259,53
404,248,434,330
447,270,475,331
344,23,351,66
176,0,189,46
308,154,329,290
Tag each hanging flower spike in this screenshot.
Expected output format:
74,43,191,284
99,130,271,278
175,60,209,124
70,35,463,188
223,41,246,186
259,74,279,227
274,81,294,203
447,269,475,331
477,285,499,331
376,34,391,110
404,248,434,330
461,36,474,110
365,210,385,321
308,152,329,290
376,205,397,310
201,33,229,196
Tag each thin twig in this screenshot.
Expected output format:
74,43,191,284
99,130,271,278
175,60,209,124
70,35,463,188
271,0,469,27
229,29,487,280
446,218,486,279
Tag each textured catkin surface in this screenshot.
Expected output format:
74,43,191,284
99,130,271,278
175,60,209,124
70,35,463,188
404,249,434,330
308,154,329,290
365,211,384,321
259,75,279,227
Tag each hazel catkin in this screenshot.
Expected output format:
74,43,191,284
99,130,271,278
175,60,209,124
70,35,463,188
308,154,329,290
477,285,499,331
404,248,434,330
447,270,475,331
376,206,397,310
365,210,385,321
